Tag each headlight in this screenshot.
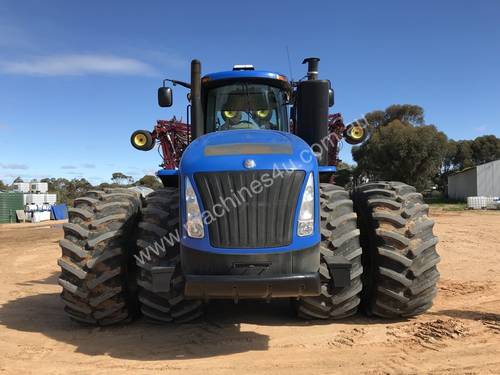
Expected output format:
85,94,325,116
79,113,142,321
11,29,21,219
297,172,315,236
185,177,204,238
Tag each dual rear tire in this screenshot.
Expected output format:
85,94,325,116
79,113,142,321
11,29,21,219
353,181,440,318
296,183,363,319
58,188,141,325
297,181,440,320
58,187,201,325
134,188,203,323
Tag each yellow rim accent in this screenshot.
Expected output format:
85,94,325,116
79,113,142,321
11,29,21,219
134,133,147,147
223,110,238,119
350,126,364,140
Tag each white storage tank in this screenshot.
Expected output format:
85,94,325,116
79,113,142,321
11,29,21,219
30,182,48,193
13,182,30,193
466,196,497,209
479,196,487,208
23,193,57,205
44,193,57,204
467,196,483,209
32,211,51,223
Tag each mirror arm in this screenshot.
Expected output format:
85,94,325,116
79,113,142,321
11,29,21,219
163,78,191,89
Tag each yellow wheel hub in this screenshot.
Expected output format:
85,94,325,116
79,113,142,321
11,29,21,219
350,126,364,140
134,133,147,147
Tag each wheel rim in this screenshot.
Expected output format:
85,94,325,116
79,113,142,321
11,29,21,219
134,134,147,147
350,126,364,140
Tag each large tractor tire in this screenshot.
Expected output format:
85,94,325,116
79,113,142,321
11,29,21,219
297,183,363,319
353,181,440,318
135,188,203,323
58,188,141,325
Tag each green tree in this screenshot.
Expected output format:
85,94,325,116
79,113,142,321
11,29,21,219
364,110,386,128
470,135,500,165
98,182,113,190
441,135,499,174
442,140,458,173
137,175,162,190
13,176,23,183
66,178,92,200
0,180,7,190
353,105,447,191
452,140,473,170
364,104,424,129
40,177,93,205
383,104,424,126
111,172,133,185
332,162,354,188
436,141,461,192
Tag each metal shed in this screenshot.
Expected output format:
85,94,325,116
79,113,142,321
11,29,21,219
448,159,500,200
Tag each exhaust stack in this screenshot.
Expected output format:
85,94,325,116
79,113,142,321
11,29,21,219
190,59,204,140
295,57,329,165
302,57,320,80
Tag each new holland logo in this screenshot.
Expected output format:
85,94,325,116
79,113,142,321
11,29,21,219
243,159,256,169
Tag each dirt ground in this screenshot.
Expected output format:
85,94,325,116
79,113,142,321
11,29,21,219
0,210,499,375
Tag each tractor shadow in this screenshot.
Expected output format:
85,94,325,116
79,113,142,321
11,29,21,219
0,274,403,360
204,299,391,327
15,272,59,287
0,291,272,360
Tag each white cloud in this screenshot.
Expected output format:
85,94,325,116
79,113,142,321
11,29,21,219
474,125,488,133
0,163,29,170
0,54,155,76
82,163,96,169
61,165,77,170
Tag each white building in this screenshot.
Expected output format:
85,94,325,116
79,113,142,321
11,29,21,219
448,159,500,200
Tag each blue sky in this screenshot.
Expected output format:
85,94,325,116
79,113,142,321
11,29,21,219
0,0,499,185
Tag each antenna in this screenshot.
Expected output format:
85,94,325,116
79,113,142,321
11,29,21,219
286,46,294,81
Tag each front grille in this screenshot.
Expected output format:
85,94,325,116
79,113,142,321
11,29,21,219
194,170,305,248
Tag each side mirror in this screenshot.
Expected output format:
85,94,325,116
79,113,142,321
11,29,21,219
158,87,173,107
328,88,334,107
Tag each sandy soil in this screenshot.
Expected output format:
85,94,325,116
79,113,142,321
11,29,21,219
0,211,499,375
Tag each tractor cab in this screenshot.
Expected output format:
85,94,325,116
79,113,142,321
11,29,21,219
137,58,357,173
201,67,292,133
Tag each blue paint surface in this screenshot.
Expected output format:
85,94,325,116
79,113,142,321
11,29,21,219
204,70,288,82
318,166,337,173
157,169,179,176
179,130,320,254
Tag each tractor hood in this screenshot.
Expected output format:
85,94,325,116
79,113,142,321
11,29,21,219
179,130,318,174
178,130,321,254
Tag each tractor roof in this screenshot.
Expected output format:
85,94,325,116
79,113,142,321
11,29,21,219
202,70,291,91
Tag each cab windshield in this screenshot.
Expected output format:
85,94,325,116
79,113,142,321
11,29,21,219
205,83,288,132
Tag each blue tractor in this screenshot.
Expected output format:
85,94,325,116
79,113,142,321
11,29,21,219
58,58,439,325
